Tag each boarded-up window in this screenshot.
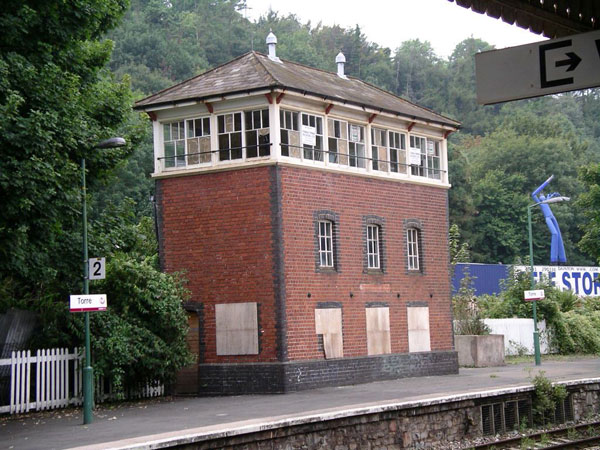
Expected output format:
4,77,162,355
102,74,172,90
315,308,343,358
407,306,431,352
215,302,258,355
366,307,391,355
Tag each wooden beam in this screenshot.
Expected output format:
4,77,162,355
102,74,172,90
325,103,334,115
276,92,285,104
204,102,213,113
368,113,377,124
264,93,273,104
146,111,157,121
407,122,416,132
443,130,455,139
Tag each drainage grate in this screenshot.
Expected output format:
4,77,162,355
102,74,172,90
554,394,574,424
482,399,532,435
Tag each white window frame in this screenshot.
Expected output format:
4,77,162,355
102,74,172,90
301,112,324,162
410,135,442,179
162,120,186,168
367,224,380,269
327,118,348,165
217,112,243,161
407,227,420,271
280,109,300,158
244,108,271,158
318,220,334,268
371,127,387,172
185,116,211,165
389,131,407,174
426,139,441,180
348,123,366,168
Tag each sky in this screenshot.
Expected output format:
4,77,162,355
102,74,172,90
243,0,545,58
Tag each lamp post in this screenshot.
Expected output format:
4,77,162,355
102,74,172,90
527,195,569,366
81,137,126,425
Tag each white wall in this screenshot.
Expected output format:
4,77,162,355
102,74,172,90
483,318,551,356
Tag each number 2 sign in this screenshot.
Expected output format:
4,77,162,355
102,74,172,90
88,257,106,280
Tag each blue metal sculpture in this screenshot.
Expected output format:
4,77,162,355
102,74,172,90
531,175,567,263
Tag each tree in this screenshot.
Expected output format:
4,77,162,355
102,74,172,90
0,0,192,393
577,163,600,263
0,0,135,300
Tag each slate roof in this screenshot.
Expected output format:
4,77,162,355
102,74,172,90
135,52,460,129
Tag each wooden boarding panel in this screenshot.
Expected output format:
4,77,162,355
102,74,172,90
407,306,431,353
366,307,391,355
315,308,343,358
215,302,258,355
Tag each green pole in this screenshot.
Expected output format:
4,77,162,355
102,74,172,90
527,206,541,366
81,157,94,424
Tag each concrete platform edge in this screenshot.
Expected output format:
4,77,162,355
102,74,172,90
68,377,600,450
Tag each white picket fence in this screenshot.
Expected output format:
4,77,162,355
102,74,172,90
0,347,164,415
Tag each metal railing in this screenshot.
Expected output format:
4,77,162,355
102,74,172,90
156,142,445,180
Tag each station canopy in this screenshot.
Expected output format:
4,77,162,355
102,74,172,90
449,0,599,38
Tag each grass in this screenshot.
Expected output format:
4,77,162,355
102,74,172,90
505,354,598,365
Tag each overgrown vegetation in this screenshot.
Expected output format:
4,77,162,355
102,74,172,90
453,273,490,335
531,371,567,425
478,269,600,355
0,1,191,394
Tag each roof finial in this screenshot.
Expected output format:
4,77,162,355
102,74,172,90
266,30,281,62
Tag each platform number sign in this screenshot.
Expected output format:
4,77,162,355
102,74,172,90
88,257,106,280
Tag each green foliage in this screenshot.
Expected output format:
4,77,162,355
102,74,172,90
0,0,136,300
90,253,193,392
452,273,490,335
449,224,470,265
531,371,567,425
478,269,600,355
0,1,192,393
578,163,600,263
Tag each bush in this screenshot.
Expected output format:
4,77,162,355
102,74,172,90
87,252,194,395
478,268,600,355
453,273,490,335
532,371,567,425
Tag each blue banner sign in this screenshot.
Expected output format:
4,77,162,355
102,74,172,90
514,265,600,296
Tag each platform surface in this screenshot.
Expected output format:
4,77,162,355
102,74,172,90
2,357,599,449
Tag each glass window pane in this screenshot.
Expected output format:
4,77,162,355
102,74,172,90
292,112,298,130
253,110,261,128
218,115,225,134
231,132,242,159
233,113,241,132
218,134,229,150
262,109,269,128
204,118,210,135
245,111,253,131
246,131,257,158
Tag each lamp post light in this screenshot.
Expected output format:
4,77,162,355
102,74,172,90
81,137,126,425
527,195,570,366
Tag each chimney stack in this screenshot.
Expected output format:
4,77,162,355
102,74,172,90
336,52,347,79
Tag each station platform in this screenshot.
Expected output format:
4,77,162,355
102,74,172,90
2,357,599,449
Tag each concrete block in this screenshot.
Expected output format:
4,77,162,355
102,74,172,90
455,334,505,367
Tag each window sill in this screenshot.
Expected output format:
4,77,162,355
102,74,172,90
316,267,338,274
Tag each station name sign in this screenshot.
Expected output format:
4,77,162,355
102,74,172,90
476,30,600,104
69,294,107,312
514,265,600,297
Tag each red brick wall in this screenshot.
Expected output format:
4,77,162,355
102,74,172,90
159,165,454,365
279,166,453,360
158,167,278,363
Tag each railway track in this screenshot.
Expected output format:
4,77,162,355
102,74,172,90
470,420,600,449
